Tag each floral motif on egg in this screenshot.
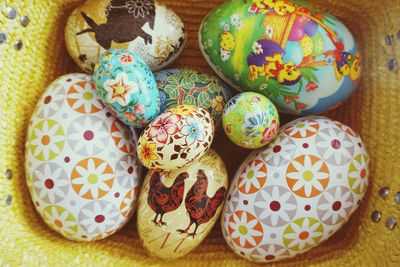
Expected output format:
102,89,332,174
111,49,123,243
115,154,139,189
240,110,270,138
221,117,368,262
282,217,324,251
66,115,110,156
32,163,69,204
78,200,121,240
67,81,104,114
137,139,159,167
348,153,369,195
237,159,267,194
181,116,205,145
147,111,181,144
317,186,354,225
315,127,355,166
254,185,297,227
93,49,160,128
120,188,137,218
29,119,65,161
286,155,330,198
103,72,139,106
110,119,135,153
42,205,78,238
260,135,298,167
36,84,65,118
249,244,291,262
334,121,358,137
225,187,241,214
138,105,214,170
283,118,320,138
156,69,228,124
228,210,264,249
70,158,114,200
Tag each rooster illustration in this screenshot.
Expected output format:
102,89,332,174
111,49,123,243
77,0,156,49
177,170,226,238
147,171,189,226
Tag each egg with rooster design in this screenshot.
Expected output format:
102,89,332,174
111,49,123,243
221,116,369,262
137,149,228,259
137,105,214,171
25,74,142,241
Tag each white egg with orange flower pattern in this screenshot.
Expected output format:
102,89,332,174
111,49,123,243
221,116,369,263
137,105,214,171
25,74,142,241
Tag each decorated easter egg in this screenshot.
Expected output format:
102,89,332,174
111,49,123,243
155,69,233,125
221,117,369,262
25,74,142,241
137,105,214,171
222,92,280,149
93,48,160,128
137,149,228,259
199,0,362,115
65,0,186,73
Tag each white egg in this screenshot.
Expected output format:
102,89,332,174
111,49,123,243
221,116,369,262
25,74,142,241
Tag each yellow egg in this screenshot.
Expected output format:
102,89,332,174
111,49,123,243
137,105,215,171
137,149,228,259
220,32,235,51
300,35,313,57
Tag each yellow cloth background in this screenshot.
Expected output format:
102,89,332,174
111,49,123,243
1,0,400,266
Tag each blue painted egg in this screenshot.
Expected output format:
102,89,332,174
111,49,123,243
93,49,160,128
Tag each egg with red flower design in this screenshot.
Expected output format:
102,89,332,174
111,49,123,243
25,74,142,241
137,105,215,171
221,116,369,263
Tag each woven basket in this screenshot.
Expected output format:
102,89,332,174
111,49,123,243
1,0,399,266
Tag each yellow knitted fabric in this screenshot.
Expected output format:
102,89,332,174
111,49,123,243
1,0,400,266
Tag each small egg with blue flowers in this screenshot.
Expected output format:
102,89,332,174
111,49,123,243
93,48,160,128
222,92,280,149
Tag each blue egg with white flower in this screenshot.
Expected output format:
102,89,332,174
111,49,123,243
93,48,160,128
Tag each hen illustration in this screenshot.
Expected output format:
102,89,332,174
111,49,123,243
177,170,226,238
77,0,156,49
147,171,189,226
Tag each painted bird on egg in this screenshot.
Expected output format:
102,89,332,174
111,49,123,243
200,0,362,115
137,149,228,259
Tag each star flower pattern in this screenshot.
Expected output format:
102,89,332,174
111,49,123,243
71,158,114,200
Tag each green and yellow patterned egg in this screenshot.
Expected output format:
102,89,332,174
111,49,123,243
155,69,233,126
222,92,280,149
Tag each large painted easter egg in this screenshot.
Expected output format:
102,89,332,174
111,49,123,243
199,0,362,115
25,74,142,241
137,149,228,259
221,116,369,262
65,0,186,73
155,69,233,126
93,49,160,128
137,105,214,171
